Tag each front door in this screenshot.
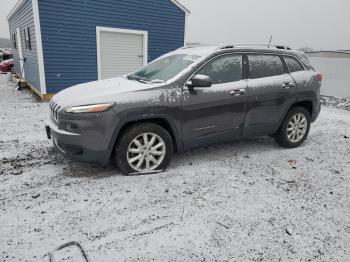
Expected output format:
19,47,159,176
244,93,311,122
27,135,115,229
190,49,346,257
244,54,297,136
181,54,248,148
16,28,25,79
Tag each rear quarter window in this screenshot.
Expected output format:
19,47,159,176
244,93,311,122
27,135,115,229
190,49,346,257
284,56,304,73
248,55,284,79
296,53,315,71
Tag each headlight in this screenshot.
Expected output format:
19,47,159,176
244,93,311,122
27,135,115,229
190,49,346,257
64,102,115,114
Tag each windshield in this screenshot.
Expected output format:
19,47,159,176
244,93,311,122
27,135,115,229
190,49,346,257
128,54,201,83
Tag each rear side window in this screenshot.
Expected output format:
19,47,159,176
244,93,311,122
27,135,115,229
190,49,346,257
284,56,304,73
297,53,314,70
248,55,284,79
197,54,242,84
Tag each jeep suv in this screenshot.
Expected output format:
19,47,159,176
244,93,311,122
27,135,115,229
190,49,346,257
46,45,322,175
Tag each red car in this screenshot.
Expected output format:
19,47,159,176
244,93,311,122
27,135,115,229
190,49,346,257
0,59,14,73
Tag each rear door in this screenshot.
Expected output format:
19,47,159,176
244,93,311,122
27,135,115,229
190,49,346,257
283,55,319,98
283,55,321,119
283,55,311,91
244,54,296,136
181,53,248,148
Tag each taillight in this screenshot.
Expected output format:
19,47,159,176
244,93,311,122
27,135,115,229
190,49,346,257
317,73,323,81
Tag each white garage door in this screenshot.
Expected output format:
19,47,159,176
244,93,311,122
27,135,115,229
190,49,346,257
98,28,147,80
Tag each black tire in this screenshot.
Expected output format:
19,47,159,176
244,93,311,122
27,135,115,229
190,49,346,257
115,123,173,175
275,106,311,148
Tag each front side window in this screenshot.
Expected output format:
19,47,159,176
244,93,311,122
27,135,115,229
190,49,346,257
196,54,242,84
248,55,284,79
284,56,304,73
129,54,201,82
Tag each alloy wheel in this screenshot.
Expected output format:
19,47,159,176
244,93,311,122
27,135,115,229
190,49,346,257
127,132,166,172
287,113,308,143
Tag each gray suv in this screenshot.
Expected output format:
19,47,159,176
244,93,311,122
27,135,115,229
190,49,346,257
46,45,322,175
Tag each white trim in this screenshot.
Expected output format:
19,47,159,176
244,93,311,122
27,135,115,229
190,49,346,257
16,28,25,79
170,0,191,14
32,0,47,94
7,0,25,20
184,13,189,47
96,26,148,80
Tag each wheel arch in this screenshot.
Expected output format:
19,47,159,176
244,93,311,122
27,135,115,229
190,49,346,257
274,100,314,135
108,116,181,161
291,100,313,118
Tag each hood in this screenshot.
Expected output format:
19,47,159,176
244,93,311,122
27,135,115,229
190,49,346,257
53,77,161,107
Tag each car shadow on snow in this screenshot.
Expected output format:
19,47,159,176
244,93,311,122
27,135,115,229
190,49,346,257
59,159,122,179
55,134,313,178
57,136,292,178
170,135,310,168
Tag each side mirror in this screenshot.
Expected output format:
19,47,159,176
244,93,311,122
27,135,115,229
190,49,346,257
186,74,212,88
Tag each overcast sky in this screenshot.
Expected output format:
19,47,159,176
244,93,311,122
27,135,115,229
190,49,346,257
0,0,15,38
1,0,349,50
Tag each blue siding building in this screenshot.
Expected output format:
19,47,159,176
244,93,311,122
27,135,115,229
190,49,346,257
8,0,41,92
8,0,189,100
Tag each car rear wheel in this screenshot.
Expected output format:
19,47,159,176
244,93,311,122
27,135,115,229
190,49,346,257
115,123,173,175
275,107,311,148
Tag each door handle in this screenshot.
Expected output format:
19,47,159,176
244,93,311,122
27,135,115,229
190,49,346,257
230,88,246,96
282,82,295,89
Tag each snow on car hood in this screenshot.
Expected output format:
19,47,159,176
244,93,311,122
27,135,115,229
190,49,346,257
53,76,161,107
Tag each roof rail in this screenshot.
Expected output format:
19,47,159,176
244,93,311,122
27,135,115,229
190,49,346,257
178,44,214,50
220,45,235,49
274,45,292,50
219,44,292,50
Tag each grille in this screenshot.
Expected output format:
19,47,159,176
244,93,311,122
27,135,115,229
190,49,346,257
49,100,61,122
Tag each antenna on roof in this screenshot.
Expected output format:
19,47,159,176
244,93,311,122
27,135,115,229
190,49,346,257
268,35,273,48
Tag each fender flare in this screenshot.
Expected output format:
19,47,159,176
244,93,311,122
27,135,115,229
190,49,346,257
274,99,314,133
106,114,182,159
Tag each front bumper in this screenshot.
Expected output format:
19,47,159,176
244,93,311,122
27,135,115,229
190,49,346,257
45,117,113,166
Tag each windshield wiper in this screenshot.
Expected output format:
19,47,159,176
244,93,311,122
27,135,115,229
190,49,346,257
127,75,149,84
150,79,165,84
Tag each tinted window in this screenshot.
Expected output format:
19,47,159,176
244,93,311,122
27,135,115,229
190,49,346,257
248,55,284,79
297,54,313,70
196,55,242,84
284,56,304,73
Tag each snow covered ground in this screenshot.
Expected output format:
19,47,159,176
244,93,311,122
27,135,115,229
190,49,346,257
0,73,349,261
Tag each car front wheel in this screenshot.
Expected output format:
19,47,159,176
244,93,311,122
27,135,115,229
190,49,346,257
115,123,173,175
275,107,311,148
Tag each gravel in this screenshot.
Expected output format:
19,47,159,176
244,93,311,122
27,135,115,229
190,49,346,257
0,73,349,261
